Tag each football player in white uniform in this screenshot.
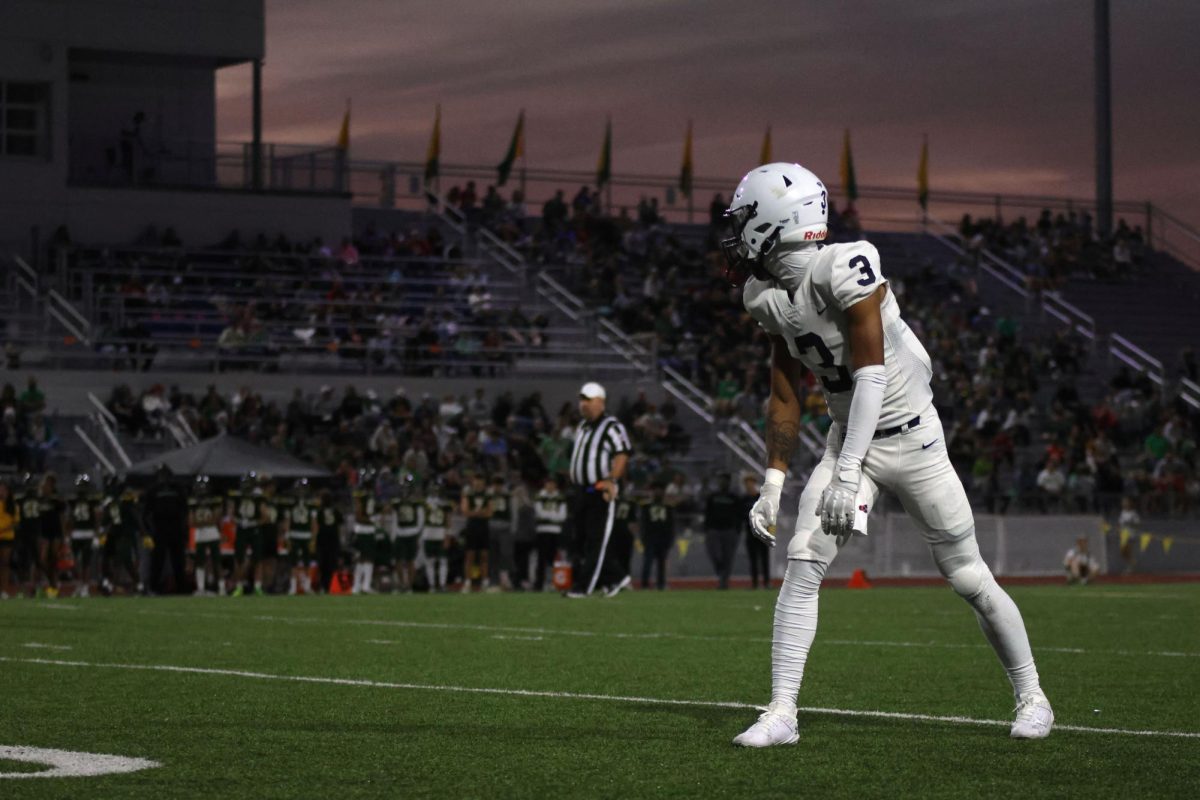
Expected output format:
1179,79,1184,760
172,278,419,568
724,163,1052,746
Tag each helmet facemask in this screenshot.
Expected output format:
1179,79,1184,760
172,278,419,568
720,201,778,286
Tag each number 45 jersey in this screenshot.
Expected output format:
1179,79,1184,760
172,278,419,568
742,240,934,430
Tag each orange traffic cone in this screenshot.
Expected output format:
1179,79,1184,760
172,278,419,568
329,569,352,595
847,568,872,589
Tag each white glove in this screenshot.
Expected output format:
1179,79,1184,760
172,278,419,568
748,468,785,548
818,470,859,547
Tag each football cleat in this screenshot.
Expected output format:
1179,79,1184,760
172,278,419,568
1010,692,1054,739
733,704,800,747
603,575,633,598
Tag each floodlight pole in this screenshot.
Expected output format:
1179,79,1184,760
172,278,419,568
1094,0,1112,237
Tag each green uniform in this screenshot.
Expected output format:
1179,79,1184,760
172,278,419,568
392,498,424,562
102,491,140,576
286,495,315,565
189,494,225,565
69,492,104,574
231,490,260,561
352,490,380,562
422,496,454,559
258,494,283,558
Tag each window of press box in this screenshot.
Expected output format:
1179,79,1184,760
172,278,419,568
1,82,50,158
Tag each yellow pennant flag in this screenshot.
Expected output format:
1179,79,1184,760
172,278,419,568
839,128,857,202
1118,528,1131,549
335,102,351,151
1139,533,1153,553
677,537,691,559
679,120,694,197
1162,536,1174,555
760,125,773,164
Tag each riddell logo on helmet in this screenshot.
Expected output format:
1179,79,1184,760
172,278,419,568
803,230,827,241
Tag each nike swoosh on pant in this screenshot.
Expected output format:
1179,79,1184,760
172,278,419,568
921,440,938,449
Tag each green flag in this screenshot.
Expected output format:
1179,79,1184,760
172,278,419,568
424,105,441,186
497,110,524,187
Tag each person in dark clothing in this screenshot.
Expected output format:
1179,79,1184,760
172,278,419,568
142,466,189,594
640,485,675,590
741,475,771,589
703,473,743,589
612,490,638,583
313,489,343,593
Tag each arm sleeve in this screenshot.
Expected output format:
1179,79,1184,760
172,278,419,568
834,364,888,478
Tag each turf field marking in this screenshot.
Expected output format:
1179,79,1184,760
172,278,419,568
491,635,545,641
35,603,79,612
21,643,72,651
0,745,160,779
3,655,1199,741
134,609,1200,659
366,639,400,645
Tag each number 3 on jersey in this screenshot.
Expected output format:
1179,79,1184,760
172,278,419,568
793,333,852,393
850,254,876,286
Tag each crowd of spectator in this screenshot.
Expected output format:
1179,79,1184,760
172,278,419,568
34,180,1200,523
434,181,1200,521
958,210,1148,289
0,378,58,473
106,382,691,497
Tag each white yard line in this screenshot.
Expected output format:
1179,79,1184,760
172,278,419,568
1,655,1197,740
491,635,544,641
20,643,72,651
134,608,1200,659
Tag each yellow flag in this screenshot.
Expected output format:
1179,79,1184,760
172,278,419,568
1139,532,1153,553
760,125,773,164
1163,537,1174,555
335,103,350,151
1118,528,1131,549
839,128,857,202
679,120,694,197
677,537,691,558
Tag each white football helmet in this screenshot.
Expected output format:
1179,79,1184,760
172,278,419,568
720,162,828,284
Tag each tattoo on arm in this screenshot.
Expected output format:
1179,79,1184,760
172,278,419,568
767,413,799,470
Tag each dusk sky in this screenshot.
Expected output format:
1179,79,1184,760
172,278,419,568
216,0,1200,225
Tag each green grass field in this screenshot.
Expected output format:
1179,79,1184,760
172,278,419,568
2,583,1198,798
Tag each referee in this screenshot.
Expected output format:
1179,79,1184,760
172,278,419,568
567,381,632,597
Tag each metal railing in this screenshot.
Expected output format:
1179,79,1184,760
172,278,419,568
923,213,1200,410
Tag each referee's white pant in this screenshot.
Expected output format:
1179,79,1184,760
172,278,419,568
570,487,624,595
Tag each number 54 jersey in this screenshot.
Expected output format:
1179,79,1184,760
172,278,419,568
743,240,934,430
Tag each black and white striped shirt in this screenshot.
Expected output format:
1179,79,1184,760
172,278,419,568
569,414,631,486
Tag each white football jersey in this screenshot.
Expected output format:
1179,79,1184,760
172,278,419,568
743,240,934,429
